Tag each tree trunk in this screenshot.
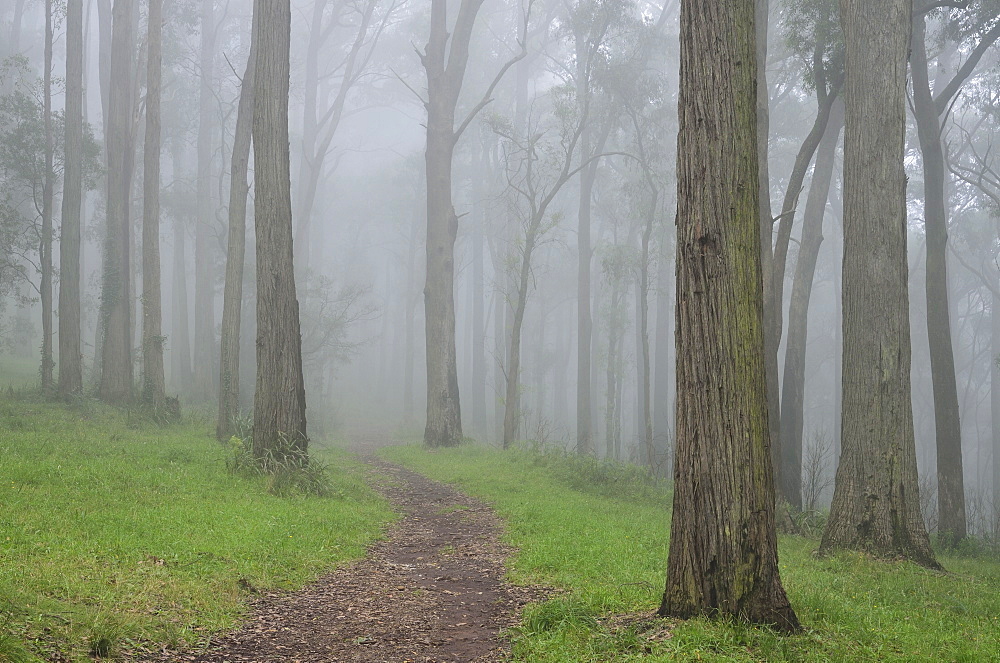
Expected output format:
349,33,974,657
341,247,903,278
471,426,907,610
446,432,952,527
471,146,488,438
502,235,535,450
170,139,193,393
403,202,420,423
141,0,165,407
217,35,257,440
819,0,939,569
652,239,672,471
194,0,217,400
755,0,782,496
59,0,85,396
577,129,594,456
660,0,798,631
993,288,1000,534
420,0,484,448
98,0,135,403
40,0,54,390
252,0,308,462
911,14,967,546
779,99,844,511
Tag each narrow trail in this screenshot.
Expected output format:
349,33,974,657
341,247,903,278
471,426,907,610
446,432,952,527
150,441,540,662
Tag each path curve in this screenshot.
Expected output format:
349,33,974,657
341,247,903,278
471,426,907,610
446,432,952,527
147,453,537,662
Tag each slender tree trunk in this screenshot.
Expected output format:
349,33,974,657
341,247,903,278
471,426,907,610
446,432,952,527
779,99,844,510
653,239,672,471
194,0,217,400
660,0,798,631
170,140,193,393
252,0,308,461
98,0,136,403
577,130,594,455
59,0,85,396
819,0,939,569
993,288,1000,533
471,147,488,438
40,0,54,390
911,15,967,546
755,0,782,495
217,36,257,440
141,0,165,407
403,203,420,423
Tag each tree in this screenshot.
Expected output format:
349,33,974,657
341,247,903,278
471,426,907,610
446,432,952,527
420,0,523,447
40,0,54,390
98,0,136,403
217,28,257,441
779,98,844,510
251,0,308,462
819,0,939,569
142,0,166,407
660,0,798,631
58,0,84,396
909,3,1000,546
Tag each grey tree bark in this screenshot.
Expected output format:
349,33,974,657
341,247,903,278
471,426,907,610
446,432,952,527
59,0,85,396
779,99,844,510
819,0,939,569
217,34,257,440
98,0,136,403
909,11,1000,546
661,0,797,631
194,0,217,400
251,0,308,462
141,0,166,408
420,0,492,447
40,0,54,390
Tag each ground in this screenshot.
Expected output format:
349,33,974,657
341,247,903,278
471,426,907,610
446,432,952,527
129,455,543,662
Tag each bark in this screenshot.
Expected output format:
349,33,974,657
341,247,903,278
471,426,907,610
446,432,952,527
194,0,217,400
170,138,193,392
577,129,594,455
141,0,165,407
502,232,535,449
421,0,489,448
59,0,85,396
993,288,1000,532
779,99,844,510
756,0,782,494
252,0,308,461
819,0,939,569
660,0,798,632
217,35,257,440
98,0,136,403
471,146,488,438
652,239,672,472
40,0,54,390
909,13,1000,546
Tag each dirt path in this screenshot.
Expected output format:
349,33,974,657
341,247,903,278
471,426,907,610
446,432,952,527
146,453,539,662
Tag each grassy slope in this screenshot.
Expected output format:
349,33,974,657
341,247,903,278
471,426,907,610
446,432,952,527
382,444,1000,662
0,391,393,662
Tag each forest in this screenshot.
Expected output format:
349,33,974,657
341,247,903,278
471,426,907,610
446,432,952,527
1,0,999,660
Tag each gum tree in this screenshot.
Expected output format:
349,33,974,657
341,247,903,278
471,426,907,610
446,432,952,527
660,0,798,631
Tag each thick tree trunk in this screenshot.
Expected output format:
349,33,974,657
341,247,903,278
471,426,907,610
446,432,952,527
660,0,797,631
141,0,165,407
660,0,799,631
98,0,135,403
59,0,85,396
194,0,217,400
217,38,257,440
40,0,54,390
420,0,483,448
911,15,967,546
819,0,939,569
252,0,308,462
779,99,844,510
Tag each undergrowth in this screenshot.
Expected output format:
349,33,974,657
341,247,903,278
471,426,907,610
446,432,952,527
382,443,1000,662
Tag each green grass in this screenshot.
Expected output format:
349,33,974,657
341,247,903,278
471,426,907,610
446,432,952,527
0,392,394,662
381,444,1000,662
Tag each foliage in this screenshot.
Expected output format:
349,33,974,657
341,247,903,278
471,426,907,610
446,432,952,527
0,392,392,662
383,444,1000,662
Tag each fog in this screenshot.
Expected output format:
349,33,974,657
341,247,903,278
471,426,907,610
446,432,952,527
2,0,999,535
